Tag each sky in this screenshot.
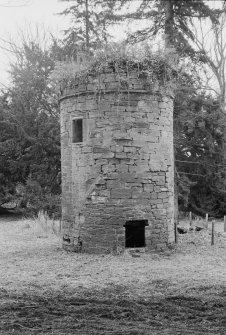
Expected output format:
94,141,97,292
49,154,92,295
0,0,71,87
0,0,223,89
0,0,130,88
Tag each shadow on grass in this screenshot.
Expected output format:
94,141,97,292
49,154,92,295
0,207,23,221
0,286,225,335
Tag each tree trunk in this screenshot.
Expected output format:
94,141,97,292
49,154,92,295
85,0,90,50
174,167,179,224
164,0,174,49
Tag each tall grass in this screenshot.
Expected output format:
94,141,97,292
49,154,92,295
34,210,62,237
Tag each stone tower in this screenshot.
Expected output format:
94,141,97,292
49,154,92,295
59,62,174,253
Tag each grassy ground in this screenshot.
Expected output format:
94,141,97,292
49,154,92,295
0,215,226,334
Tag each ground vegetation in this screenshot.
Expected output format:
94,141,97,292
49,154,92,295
0,216,225,334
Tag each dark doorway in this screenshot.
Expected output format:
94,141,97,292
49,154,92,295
124,220,148,248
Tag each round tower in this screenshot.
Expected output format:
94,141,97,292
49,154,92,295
59,61,175,253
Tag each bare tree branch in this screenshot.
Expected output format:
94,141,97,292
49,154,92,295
192,13,226,103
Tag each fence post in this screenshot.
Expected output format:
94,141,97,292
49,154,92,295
59,216,62,234
224,216,226,233
189,211,192,227
211,220,215,246
205,213,208,229
175,221,178,244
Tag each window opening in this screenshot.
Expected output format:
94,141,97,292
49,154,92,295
124,220,148,248
72,118,83,143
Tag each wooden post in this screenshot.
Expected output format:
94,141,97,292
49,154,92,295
211,220,215,246
224,216,226,233
205,213,208,229
174,221,178,244
59,216,62,234
189,211,192,227
44,211,48,232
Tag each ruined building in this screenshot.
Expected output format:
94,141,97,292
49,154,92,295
59,60,175,253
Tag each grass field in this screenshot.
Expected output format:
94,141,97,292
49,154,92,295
0,215,226,334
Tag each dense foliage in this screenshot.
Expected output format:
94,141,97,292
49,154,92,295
174,76,226,217
0,42,61,216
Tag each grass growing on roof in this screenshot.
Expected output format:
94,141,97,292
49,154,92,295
51,42,178,94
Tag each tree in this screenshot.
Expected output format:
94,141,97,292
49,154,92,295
0,92,17,206
0,38,61,214
191,12,226,102
174,69,226,216
59,0,117,54
189,12,226,194
116,0,224,57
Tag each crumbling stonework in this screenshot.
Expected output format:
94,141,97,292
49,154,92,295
60,66,174,253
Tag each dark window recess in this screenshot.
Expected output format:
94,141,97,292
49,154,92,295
72,119,83,143
124,220,148,248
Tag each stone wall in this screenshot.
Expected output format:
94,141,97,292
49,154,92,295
60,67,174,253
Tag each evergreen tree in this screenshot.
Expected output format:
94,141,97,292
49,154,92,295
174,71,226,216
116,0,224,57
0,93,17,206
0,40,61,214
59,0,117,54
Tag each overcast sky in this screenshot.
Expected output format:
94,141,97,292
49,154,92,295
0,0,223,89
0,0,129,88
0,0,70,87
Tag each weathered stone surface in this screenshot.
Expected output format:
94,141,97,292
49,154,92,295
60,65,174,254
111,188,132,199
